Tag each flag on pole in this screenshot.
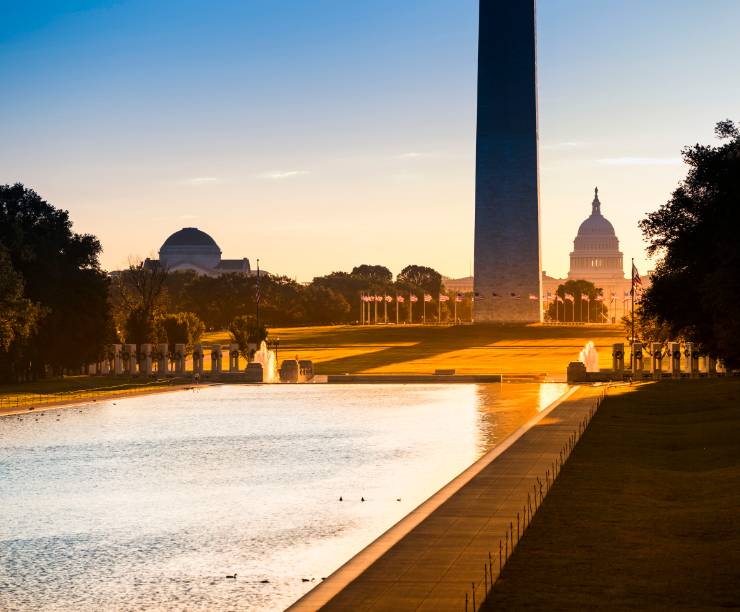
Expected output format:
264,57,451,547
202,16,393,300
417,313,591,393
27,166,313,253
581,294,589,302
385,295,392,303
610,291,617,302
529,294,538,301
474,292,485,301
556,295,564,303
396,295,405,303
455,293,464,303
510,292,521,300
595,295,604,302
439,294,450,302
546,290,552,300
632,262,642,288
410,294,418,303
375,295,383,302
424,294,432,302
564,293,575,302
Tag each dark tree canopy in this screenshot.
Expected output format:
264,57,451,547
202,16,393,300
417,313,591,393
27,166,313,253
0,184,113,379
546,280,607,323
350,264,392,284
639,119,740,367
396,265,442,296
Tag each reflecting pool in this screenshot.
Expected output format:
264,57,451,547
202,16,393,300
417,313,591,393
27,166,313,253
0,382,566,611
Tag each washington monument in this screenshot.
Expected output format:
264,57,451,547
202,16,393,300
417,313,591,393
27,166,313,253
473,0,541,322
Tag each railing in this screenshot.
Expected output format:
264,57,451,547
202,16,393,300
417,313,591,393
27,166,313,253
463,388,607,611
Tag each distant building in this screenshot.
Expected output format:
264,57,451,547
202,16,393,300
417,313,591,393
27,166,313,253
144,227,252,276
542,188,649,322
443,276,474,293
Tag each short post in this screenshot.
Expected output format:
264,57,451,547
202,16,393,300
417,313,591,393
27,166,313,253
126,344,137,375
484,562,488,594
669,341,681,378
211,347,223,374
612,342,624,373
632,342,643,377
113,344,122,375
685,343,699,378
141,343,153,376
650,342,663,380
192,344,204,376
174,343,185,374
229,344,240,373
156,343,167,374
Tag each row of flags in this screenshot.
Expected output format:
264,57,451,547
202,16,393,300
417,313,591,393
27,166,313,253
362,293,463,303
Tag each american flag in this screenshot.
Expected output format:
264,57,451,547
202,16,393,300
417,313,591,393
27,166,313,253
510,293,521,300
595,295,604,302
632,262,642,288
529,294,538,301
439,294,450,302
385,295,392,303
424,294,432,302
397,295,405,303
375,295,383,302
455,293,464,303
564,293,575,302
556,295,564,303
410,294,418,303
474,292,485,301
581,294,589,302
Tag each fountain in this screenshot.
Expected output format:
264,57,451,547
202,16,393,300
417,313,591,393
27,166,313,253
252,340,278,382
579,341,600,372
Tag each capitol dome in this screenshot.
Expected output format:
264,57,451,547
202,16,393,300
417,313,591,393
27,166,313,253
568,188,624,281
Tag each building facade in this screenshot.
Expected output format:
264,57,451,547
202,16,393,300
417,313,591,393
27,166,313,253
144,227,251,276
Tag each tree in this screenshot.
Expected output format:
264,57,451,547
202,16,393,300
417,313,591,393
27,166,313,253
396,265,442,296
229,315,267,357
639,119,740,367
0,183,113,377
351,264,392,284
159,312,204,357
547,280,607,323
301,285,351,325
113,258,169,341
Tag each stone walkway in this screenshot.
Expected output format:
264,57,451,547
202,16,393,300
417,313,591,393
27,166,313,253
289,386,602,612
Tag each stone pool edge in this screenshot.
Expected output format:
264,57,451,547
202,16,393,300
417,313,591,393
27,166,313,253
287,383,580,611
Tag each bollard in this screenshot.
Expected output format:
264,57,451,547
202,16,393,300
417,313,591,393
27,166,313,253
650,342,663,380
612,342,625,373
669,342,681,378
632,342,643,377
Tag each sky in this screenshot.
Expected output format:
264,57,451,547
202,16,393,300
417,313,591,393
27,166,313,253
2,0,739,281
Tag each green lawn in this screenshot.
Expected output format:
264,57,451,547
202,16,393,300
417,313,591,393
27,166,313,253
483,379,740,609
204,323,624,375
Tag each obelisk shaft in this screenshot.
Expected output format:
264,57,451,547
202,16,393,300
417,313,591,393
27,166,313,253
473,0,541,322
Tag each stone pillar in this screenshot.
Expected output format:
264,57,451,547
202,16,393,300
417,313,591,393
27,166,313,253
685,343,699,378
192,344,204,376
211,347,223,374
669,342,681,378
100,349,111,375
113,344,122,375
631,342,643,376
708,356,717,375
229,344,240,372
141,343,153,376
126,344,137,375
650,342,663,380
156,343,168,374
174,343,186,375
612,343,625,373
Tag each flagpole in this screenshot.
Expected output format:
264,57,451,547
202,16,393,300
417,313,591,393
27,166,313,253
396,297,399,325
631,258,635,347
438,296,441,326
423,297,426,324
454,298,457,325
409,292,412,324
384,297,387,324
256,258,260,331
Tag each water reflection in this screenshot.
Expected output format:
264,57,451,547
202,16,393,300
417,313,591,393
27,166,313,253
0,383,566,611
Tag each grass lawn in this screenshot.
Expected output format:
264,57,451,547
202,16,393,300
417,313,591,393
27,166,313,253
483,379,740,609
202,323,624,376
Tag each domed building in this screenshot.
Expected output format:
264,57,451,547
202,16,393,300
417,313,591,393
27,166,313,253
568,188,624,282
542,188,638,323
144,228,251,276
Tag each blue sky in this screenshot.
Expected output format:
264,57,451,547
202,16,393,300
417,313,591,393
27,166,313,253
2,0,739,280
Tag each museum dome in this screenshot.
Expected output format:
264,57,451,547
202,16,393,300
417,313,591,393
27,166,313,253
161,227,220,249
159,227,222,271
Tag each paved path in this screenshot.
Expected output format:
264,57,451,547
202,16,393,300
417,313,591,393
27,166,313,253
289,386,601,612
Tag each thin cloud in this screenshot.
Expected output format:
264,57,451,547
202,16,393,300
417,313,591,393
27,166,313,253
396,151,439,159
543,141,585,150
257,170,310,180
180,214,198,220
598,157,682,166
185,177,219,185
